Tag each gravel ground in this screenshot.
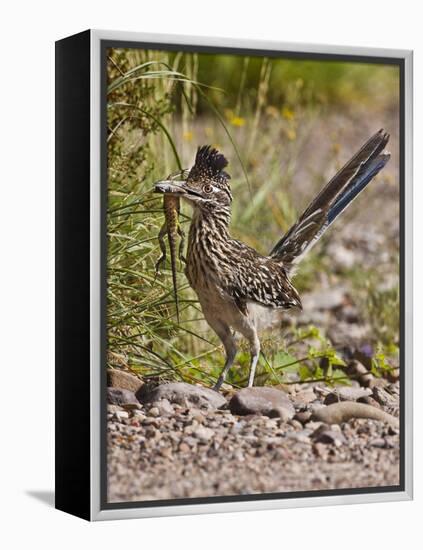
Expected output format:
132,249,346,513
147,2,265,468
107,380,400,503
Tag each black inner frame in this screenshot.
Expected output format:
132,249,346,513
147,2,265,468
100,39,405,511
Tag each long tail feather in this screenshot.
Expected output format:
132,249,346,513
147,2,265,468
270,129,390,270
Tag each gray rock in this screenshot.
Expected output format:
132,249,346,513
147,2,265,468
156,399,175,416
324,386,372,405
136,382,227,410
229,387,294,419
107,369,143,393
107,387,139,407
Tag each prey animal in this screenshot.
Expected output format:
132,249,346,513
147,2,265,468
155,130,390,391
155,170,189,323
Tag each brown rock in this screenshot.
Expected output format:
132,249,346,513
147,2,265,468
107,369,143,393
229,387,294,419
294,411,312,424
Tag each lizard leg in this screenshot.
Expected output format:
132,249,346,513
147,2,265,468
155,222,168,276
177,225,186,265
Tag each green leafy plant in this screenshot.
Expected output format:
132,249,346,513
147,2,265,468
106,48,399,389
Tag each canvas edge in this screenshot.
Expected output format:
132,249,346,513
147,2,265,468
89,29,413,521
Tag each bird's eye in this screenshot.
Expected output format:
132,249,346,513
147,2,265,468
203,184,213,194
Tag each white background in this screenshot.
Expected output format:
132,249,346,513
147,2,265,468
0,0,421,547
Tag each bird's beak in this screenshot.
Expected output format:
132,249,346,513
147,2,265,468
154,180,187,195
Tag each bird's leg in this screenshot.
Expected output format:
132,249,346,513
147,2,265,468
154,222,168,276
177,225,186,265
248,344,260,387
214,346,237,391
206,318,237,392
243,324,261,388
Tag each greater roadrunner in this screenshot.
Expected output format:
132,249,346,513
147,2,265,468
155,129,390,391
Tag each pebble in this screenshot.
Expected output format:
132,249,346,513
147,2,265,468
156,399,174,416
113,410,129,422
178,442,190,453
288,419,303,430
312,425,346,446
148,407,160,417
313,442,329,458
370,438,386,448
193,425,215,443
294,411,312,424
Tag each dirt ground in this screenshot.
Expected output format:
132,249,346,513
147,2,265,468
107,380,400,503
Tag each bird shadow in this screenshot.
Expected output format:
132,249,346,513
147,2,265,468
26,490,55,508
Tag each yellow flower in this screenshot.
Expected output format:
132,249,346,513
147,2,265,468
230,116,246,127
282,106,295,121
183,131,193,142
224,109,245,127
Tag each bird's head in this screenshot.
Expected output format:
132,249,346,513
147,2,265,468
154,146,232,213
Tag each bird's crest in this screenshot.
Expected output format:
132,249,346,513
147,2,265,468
188,145,231,187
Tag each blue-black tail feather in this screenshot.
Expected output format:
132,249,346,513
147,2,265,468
270,129,390,270
327,153,390,224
